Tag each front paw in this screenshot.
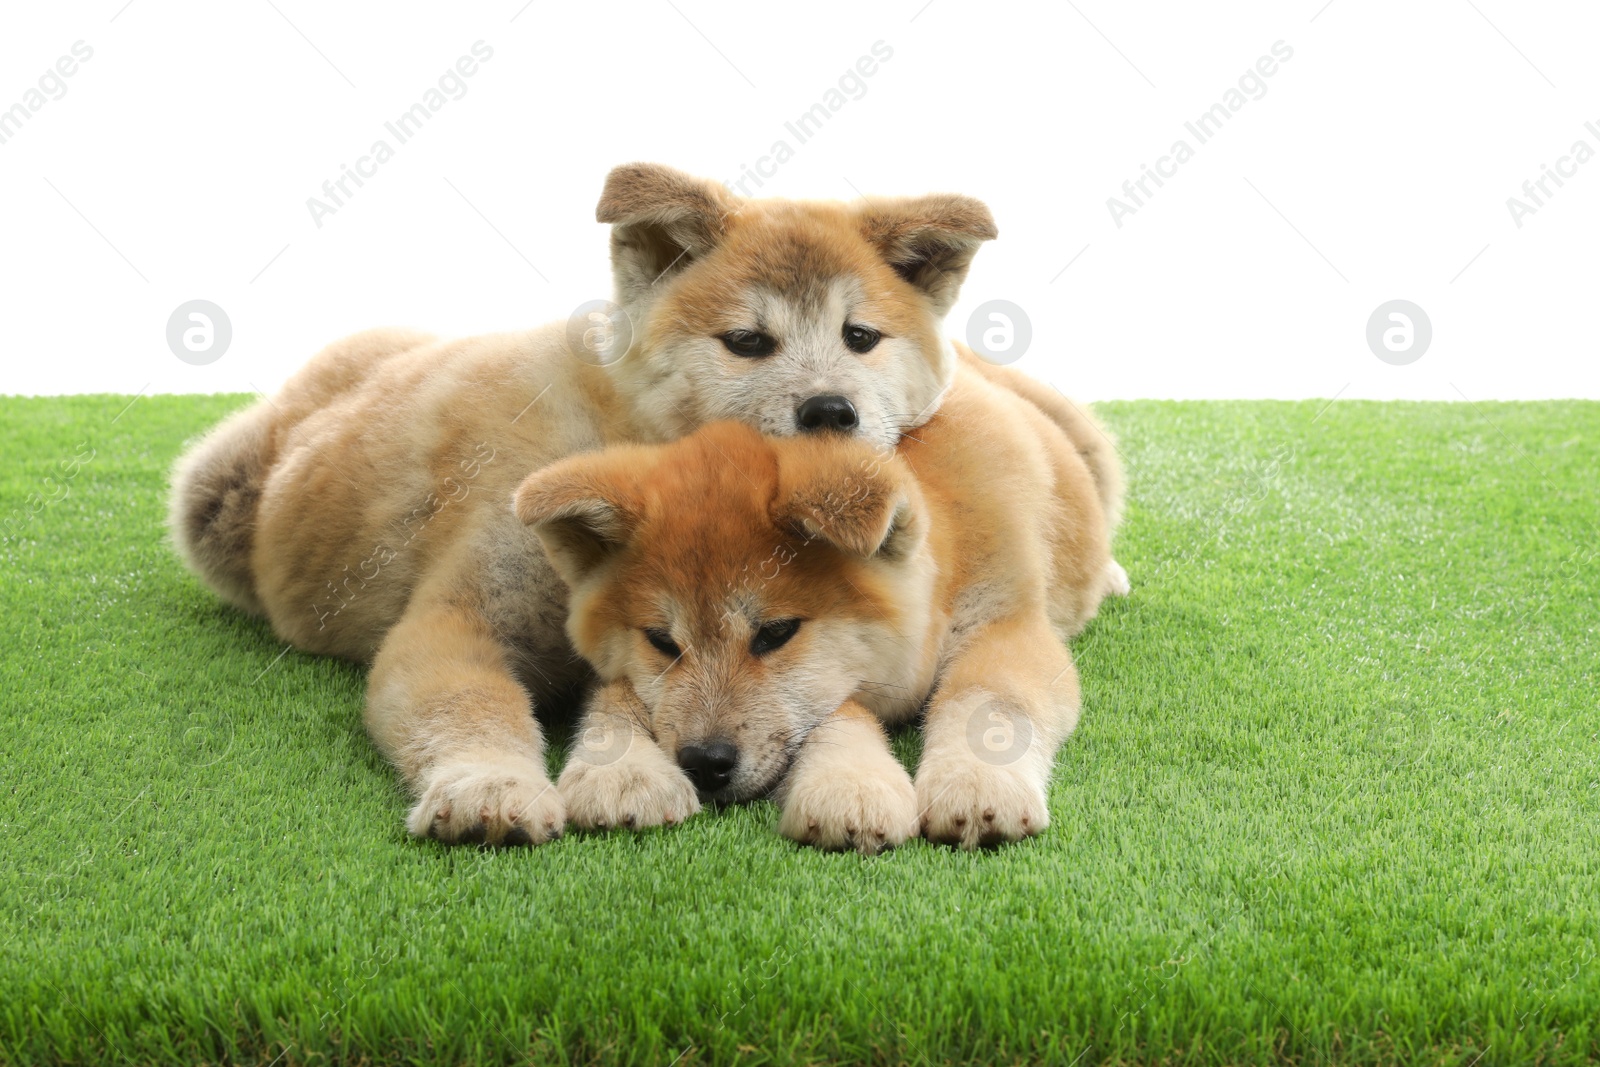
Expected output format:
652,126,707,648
915,757,1049,849
407,757,565,846
780,760,918,855
558,741,700,832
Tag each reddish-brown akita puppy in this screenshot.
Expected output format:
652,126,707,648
519,361,1124,852
169,163,1124,847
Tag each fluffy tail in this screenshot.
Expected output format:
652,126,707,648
168,401,277,615
168,326,438,615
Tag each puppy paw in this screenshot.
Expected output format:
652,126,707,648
780,764,921,857
1104,558,1131,597
916,758,1049,849
407,757,565,846
558,742,700,832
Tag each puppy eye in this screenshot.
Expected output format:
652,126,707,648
720,330,778,358
750,618,801,656
644,628,682,658
842,325,880,354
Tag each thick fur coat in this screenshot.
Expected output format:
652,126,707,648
168,164,1124,847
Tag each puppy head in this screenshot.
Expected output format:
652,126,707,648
515,422,926,802
596,162,996,451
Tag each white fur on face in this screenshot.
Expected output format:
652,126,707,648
616,278,950,452
614,606,902,802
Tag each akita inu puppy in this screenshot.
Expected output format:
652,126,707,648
519,360,1123,852
170,163,1123,846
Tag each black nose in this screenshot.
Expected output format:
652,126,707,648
677,740,739,792
795,395,859,433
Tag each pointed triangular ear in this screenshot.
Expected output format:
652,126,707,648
775,445,923,561
597,163,742,307
514,457,642,588
854,194,997,316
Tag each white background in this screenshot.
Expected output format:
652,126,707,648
1,0,1596,401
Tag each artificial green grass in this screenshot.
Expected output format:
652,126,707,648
1,394,1596,1067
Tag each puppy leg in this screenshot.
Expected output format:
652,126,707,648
558,681,700,831
778,700,918,855
367,601,564,846
1104,558,1131,597
915,613,1079,849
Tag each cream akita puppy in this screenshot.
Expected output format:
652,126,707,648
519,365,1123,852
170,164,1123,845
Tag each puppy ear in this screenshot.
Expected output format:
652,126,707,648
597,163,741,305
514,458,641,587
775,446,922,561
854,194,997,316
